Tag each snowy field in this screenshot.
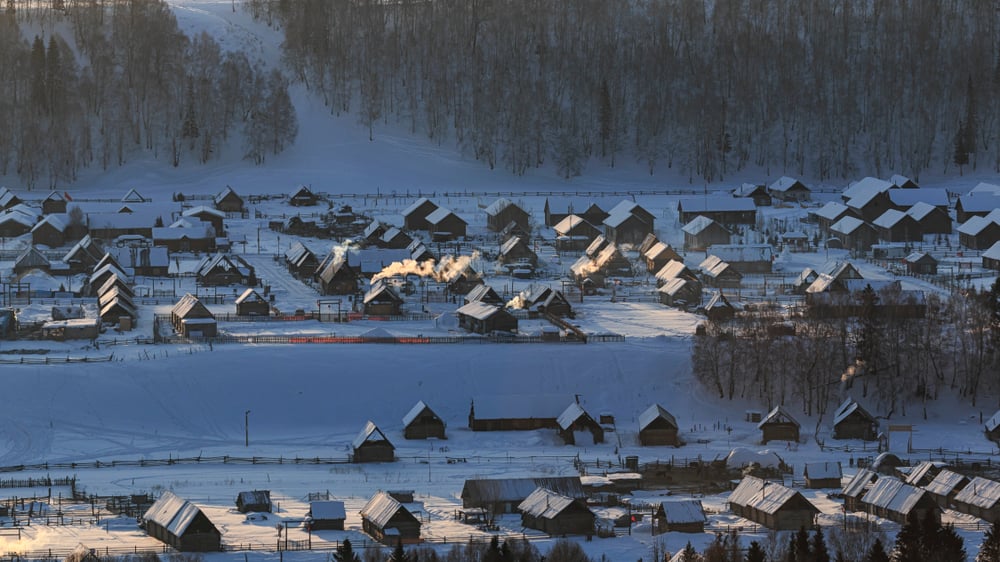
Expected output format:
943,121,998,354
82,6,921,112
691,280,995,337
0,1,999,560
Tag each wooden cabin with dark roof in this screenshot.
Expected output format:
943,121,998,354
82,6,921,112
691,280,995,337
518,487,595,536
925,470,970,510
462,476,584,514
556,402,604,445
652,500,706,534
402,197,439,231
289,185,318,206
213,185,245,213
682,216,731,251
734,183,771,206
544,197,608,228
758,406,800,444
0,187,22,210
352,421,395,463
728,476,818,530
959,215,1000,250
235,490,272,513
235,288,269,316
644,241,683,274
499,236,538,267
486,198,531,233
904,252,937,275
31,214,67,247
13,247,50,275
285,241,319,279
603,200,655,246
306,500,346,531
638,404,680,446
465,284,503,306
402,401,446,440
142,491,221,552
63,235,104,273
170,294,216,337
195,253,256,286
317,257,360,295
456,302,518,334
842,469,878,512
906,202,951,235
553,215,602,251
361,491,421,544
832,398,878,441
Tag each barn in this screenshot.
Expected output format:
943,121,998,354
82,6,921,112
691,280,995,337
461,477,584,514
352,421,395,463
728,476,818,530
832,398,878,441
651,499,706,534
235,490,272,513
758,406,800,444
363,283,404,316
638,404,680,447
307,500,346,531
360,491,421,544
468,394,569,432
402,401,446,440
803,462,842,489
518,487,595,536
142,491,221,551
556,402,604,445
235,288,270,316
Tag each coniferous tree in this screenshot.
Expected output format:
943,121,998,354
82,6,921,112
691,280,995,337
954,120,970,174
794,526,811,562
334,538,362,562
891,511,923,562
977,518,1000,562
812,527,830,562
933,523,966,562
746,541,767,562
866,539,889,562
680,541,700,562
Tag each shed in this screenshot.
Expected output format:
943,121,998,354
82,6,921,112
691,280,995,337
657,278,701,308
832,398,878,441
757,406,800,444
41,318,100,341
402,401,446,440
360,491,421,544
728,476,818,530
952,477,1000,522
235,490,272,514
214,185,245,213
352,421,395,463
317,256,360,295
768,177,811,202
638,404,680,447
170,294,217,338
142,491,221,552
468,394,569,431
644,241,683,274
456,302,518,334
556,402,604,445
461,476,584,514
363,283,403,316
465,284,504,305
518,487,595,536
652,499,706,534
285,241,319,279
426,207,467,239
803,462,842,489
289,185,318,206
986,410,1000,443
682,215,731,251
13,246,51,275
31,214,67,247
307,500,346,531
904,252,937,275
235,288,270,316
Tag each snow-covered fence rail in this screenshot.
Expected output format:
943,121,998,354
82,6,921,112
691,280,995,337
157,333,621,345
0,476,76,489
0,354,114,364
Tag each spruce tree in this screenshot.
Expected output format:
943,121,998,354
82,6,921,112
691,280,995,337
333,538,362,562
865,538,889,562
934,523,966,562
978,518,1000,562
794,527,811,562
680,541,700,562
811,527,830,562
745,541,767,562
892,511,923,562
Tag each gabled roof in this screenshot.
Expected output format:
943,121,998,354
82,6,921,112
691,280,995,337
426,207,466,227
953,477,1000,509
171,293,212,320
804,462,842,480
768,176,808,192
518,487,589,519
456,301,505,321
706,244,773,263
872,209,909,229
986,409,1000,432
121,188,147,203
0,207,38,228
729,476,816,515
401,197,436,217
237,490,271,507
556,402,594,431
363,282,402,305
862,477,932,515
970,182,1000,194
657,277,693,297
734,183,767,197
842,468,877,499
0,187,21,208
31,214,66,234
757,405,800,429
285,241,315,266
352,421,392,450
958,215,999,236
463,477,583,503
465,284,503,305
143,491,209,536
638,404,677,431
15,247,50,270
656,499,706,524
813,201,850,221
214,185,242,205
889,174,918,188
402,401,440,427
906,201,942,221
832,398,875,426
957,192,1000,213
830,216,867,235
519,283,552,306
309,500,346,520
360,491,413,528
656,260,695,283
904,461,946,486
925,470,969,497
183,205,225,220
645,241,681,262
843,177,892,202
485,198,526,217
290,185,315,198
682,215,724,236
553,214,594,235
235,288,266,305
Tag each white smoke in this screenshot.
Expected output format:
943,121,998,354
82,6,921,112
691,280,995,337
841,359,865,385
370,251,480,284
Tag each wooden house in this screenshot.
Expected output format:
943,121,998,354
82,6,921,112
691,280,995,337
379,227,413,249
859,477,941,525
986,410,1000,442
152,224,217,253
677,196,756,226
925,470,970,510
99,294,138,326
121,188,148,203
468,394,570,431
235,490,272,513
462,477,583,514
652,500,706,534
485,198,530,233
31,214,66,247
644,241,683,274
195,254,256,286
654,259,699,288
361,491,421,544
182,206,225,237
708,244,774,274
553,215,602,250
402,401,446,440
803,261,864,299
638,404,680,446
758,405,800,444
318,257,360,296
426,207,467,240
170,294,217,338
889,174,919,189
700,291,735,321
958,215,1000,250
986,243,1000,272
842,469,878,512
803,462,842,489
905,461,947,488
556,402,604,445
734,183,771,206
906,202,952,235
288,185,318,206
830,216,877,253
842,177,893,212
682,216,730,251
872,209,922,242
235,288,270,316
499,236,538,267
40,317,100,341
63,235,104,273
518,487,595,536
13,246,50,275
832,398,878,441
637,233,659,255
544,197,608,228
728,476,818,530
904,252,937,275
456,302,518,334
352,421,395,463
306,500,346,531
89,261,127,294
465,284,503,305
887,187,948,212
285,241,319,279
512,284,573,318
402,197,439,231
603,201,654,246
768,177,811,203
213,186,245,213
363,220,389,245
142,491,221,552
0,186,22,210
699,255,742,288
657,278,700,307
812,201,855,234
956,191,1000,223
952,477,1000,522
0,206,37,237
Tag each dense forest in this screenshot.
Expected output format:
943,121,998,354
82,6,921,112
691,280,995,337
0,0,297,188
691,283,1000,424
246,0,1000,182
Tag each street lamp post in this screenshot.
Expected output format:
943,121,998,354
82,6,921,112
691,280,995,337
245,410,251,447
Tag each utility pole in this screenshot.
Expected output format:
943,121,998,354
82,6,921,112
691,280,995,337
245,410,251,447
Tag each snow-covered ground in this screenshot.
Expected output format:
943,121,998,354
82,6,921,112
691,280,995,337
0,1,998,560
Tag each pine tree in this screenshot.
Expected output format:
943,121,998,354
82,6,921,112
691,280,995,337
333,538,362,562
977,518,1000,562
812,527,830,562
933,523,966,562
920,511,943,558
794,526,811,562
745,541,767,562
892,511,923,562
30,35,47,112
865,538,889,562
680,541,700,562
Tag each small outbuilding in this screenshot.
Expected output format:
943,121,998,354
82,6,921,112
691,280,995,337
986,410,1000,443
803,462,842,489
360,491,421,544
757,405,800,444
289,185,318,206
307,500,347,531
456,302,518,334
142,491,221,552
651,499,706,534
235,288,270,316
402,401,446,440
170,294,217,338
832,397,878,441
518,487,595,536
363,283,403,316
236,490,272,514
556,402,604,445
638,404,680,447
352,421,395,463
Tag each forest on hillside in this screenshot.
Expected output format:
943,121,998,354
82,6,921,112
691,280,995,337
247,0,1000,182
0,0,297,189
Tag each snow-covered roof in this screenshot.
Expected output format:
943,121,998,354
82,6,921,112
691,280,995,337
812,201,850,221
518,487,585,519
872,209,909,229
904,461,946,486
360,491,407,527
182,205,225,219
925,470,968,497
309,500,346,520
657,277,692,297
757,405,799,429
905,201,940,221
706,244,773,263
958,192,1000,213
143,491,206,537
484,198,513,216
638,404,677,431
0,207,38,228
970,182,1000,194
401,197,435,217
699,255,732,278
425,207,465,226
887,188,948,208
682,215,722,235
285,241,314,265
734,183,766,197
986,409,1000,432
553,214,593,235
121,188,148,203
804,461,842,481
471,394,571,420
31,213,67,233
832,398,873,426
889,174,917,188
830,216,867,235
842,469,877,499
729,476,811,515
456,301,504,321
843,177,892,202
953,477,1000,509
235,288,266,305
556,402,592,431
171,293,211,320
656,499,706,524
655,260,692,283
725,448,783,469
862,477,929,515
957,215,998,236
352,421,391,450
402,401,437,427
644,241,679,262
214,185,241,205
768,176,807,193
